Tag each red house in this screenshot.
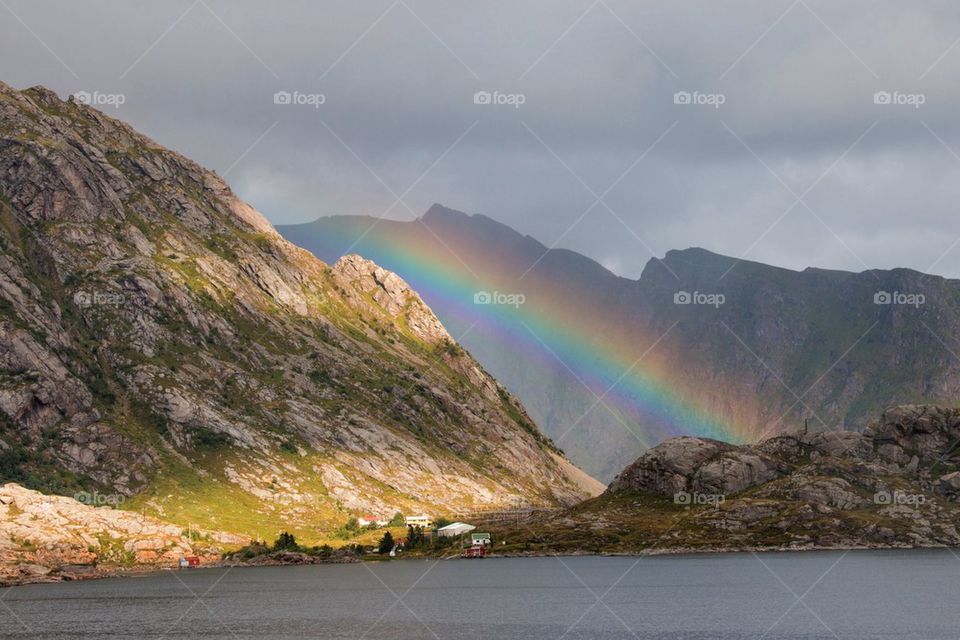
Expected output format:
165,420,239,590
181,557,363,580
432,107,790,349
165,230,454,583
179,555,201,568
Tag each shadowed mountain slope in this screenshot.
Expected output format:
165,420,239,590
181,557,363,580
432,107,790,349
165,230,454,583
281,207,960,481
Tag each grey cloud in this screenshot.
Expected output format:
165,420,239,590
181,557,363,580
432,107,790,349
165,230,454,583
3,0,960,278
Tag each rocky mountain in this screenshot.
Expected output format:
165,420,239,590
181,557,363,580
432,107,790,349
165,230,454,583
500,405,960,553
280,207,960,481
0,82,598,543
0,483,239,584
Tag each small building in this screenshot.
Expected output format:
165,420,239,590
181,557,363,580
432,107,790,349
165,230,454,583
405,514,433,528
437,522,476,538
463,544,486,558
358,515,388,527
471,532,491,546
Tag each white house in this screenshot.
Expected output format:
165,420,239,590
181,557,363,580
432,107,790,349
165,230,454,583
471,532,491,545
405,514,433,528
437,522,476,538
357,515,388,527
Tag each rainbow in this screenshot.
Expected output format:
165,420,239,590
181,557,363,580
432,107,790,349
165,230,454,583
291,216,755,448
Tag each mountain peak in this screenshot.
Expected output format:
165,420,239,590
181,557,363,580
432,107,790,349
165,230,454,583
422,203,469,223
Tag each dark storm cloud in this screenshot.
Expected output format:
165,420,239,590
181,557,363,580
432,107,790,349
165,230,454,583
3,0,960,277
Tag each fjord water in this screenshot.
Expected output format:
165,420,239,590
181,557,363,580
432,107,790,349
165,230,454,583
2,551,955,639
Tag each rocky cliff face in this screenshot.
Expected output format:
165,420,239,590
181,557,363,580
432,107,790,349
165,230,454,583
281,208,960,482
529,405,960,551
0,82,593,541
0,483,239,583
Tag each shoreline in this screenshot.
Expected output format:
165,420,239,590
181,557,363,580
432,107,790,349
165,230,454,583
487,541,956,558
5,541,956,588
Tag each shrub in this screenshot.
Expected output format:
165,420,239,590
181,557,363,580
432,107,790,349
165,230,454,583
272,531,299,552
378,531,394,555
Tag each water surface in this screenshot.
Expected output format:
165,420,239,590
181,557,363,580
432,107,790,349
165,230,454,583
1,550,956,639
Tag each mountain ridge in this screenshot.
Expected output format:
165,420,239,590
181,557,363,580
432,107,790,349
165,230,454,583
0,82,598,543
281,206,960,481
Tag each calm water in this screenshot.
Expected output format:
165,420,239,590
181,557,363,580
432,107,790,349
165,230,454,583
0,550,957,639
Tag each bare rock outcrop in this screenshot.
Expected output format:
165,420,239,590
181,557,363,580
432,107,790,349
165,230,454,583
586,404,960,551
0,483,242,583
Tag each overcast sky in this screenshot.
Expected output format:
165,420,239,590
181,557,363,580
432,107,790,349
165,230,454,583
3,1,960,278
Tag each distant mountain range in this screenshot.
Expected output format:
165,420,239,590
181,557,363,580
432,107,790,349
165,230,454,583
280,206,960,481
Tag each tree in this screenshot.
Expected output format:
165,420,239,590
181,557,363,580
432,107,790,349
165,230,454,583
272,531,299,551
388,512,404,527
407,525,425,548
378,531,395,555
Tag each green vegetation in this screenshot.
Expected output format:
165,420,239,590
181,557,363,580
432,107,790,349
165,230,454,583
96,535,137,566
226,534,367,563
272,531,299,551
334,517,361,540
377,531,394,555
188,426,231,449
434,339,464,358
203,234,239,261
0,415,90,496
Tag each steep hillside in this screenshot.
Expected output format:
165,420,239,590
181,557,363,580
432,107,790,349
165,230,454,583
497,405,960,553
0,83,593,543
281,207,960,481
